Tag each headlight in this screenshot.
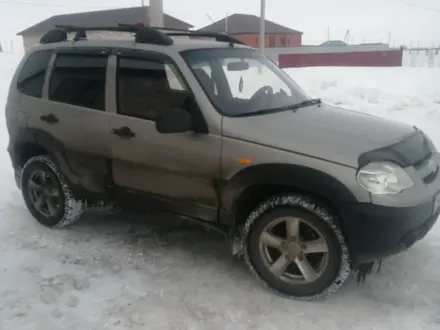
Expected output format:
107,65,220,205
357,162,413,195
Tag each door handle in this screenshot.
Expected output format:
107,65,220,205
40,113,59,124
111,126,136,139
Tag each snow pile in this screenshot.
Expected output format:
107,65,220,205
0,53,439,329
0,53,22,207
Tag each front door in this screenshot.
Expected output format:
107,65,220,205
109,52,221,222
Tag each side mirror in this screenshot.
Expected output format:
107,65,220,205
155,107,193,134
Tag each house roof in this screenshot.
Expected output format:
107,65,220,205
17,6,193,36
198,14,302,35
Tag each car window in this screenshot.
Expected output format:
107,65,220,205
17,50,52,98
117,57,190,121
165,64,187,91
182,48,308,117
221,58,291,99
49,53,107,111
190,61,218,96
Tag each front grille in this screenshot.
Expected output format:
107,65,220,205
414,153,438,184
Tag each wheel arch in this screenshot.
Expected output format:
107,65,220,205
220,163,358,231
9,128,105,197
11,128,64,168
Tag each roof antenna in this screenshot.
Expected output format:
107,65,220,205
206,13,214,23
225,12,228,33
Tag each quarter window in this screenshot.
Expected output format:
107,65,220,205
49,54,107,111
17,50,52,98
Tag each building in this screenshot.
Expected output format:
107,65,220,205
278,44,403,68
17,6,193,51
197,14,302,48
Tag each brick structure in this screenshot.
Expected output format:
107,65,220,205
198,14,302,48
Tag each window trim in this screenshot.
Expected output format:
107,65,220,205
48,51,109,111
16,49,53,99
113,48,209,133
42,51,57,99
55,47,112,56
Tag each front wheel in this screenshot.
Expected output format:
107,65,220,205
21,155,85,228
242,194,351,300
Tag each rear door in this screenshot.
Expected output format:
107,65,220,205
25,48,113,187
108,50,221,221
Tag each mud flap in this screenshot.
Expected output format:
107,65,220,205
356,260,383,283
14,166,22,190
230,234,243,257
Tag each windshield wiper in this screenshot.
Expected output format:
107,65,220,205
289,98,322,112
233,98,322,117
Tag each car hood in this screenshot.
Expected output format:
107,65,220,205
222,103,416,167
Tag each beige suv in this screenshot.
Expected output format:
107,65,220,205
6,25,440,300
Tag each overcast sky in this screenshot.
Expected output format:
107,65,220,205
0,0,438,51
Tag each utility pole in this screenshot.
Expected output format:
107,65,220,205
259,0,266,52
141,0,147,25
149,0,164,27
225,12,228,33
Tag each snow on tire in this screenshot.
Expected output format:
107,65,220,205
241,194,351,300
20,155,85,228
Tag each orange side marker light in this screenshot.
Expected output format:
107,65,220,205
239,158,252,165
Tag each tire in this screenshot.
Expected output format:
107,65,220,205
242,194,351,300
20,155,85,228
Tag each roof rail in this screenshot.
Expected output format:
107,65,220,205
118,24,245,45
53,24,173,46
117,23,187,32
39,24,244,46
166,31,245,45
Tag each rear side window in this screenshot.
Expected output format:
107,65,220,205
49,54,107,111
17,50,52,98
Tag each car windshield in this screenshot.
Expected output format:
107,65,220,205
182,48,309,116
181,48,310,117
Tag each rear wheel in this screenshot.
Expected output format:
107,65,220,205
242,194,351,300
21,155,84,228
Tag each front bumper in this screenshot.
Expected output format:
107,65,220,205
13,166,22,190
341,197,439,263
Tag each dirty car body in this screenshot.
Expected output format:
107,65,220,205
5,25,440,299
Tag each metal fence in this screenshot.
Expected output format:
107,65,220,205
402,49,440,68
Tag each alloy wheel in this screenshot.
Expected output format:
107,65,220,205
27,169,62,218
258,216,329,284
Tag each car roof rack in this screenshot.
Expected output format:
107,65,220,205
51,24,174,45
119,23,245,45
166,32,245,45
39,24,245,46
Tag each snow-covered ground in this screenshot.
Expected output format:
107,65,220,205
1,53,439,330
